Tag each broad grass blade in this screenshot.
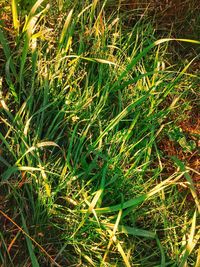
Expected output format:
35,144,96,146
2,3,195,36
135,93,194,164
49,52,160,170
11,0,20,31
21,215,40,267
59,9,73,48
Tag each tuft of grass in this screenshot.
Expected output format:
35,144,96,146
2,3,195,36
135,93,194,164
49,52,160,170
0,0,199,266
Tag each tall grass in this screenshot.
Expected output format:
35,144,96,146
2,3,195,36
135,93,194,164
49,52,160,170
0,1,199,266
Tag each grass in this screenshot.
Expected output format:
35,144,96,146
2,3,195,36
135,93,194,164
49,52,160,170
0,0,199,266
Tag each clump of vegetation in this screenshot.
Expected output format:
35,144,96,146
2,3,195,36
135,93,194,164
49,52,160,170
0,1,199,266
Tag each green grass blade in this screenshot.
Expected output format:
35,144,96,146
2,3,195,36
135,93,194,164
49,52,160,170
58,9,73,50
20,214,40,267
172,157,200,213
0,29,17,78
179,211,199,267
105,223,156,238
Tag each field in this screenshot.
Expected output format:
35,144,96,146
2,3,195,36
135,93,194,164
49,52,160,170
0,1,199,266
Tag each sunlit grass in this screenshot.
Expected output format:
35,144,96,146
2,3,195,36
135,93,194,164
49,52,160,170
0,0,199,266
